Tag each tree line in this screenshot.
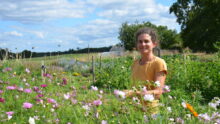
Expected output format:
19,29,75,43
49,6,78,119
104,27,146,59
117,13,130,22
119,0,220,53
0,46,111,60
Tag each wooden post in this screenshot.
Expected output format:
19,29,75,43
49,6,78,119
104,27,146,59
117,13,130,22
41,61,46,82
92,56,95,83
99,55,102,69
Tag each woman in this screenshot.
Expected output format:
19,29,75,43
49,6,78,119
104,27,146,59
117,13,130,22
125,27,167,115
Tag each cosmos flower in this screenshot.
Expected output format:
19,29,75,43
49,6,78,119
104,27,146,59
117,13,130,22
29,117,35,124
6,111,14,116
47,98,57,104
91,86,98,91
23,102,33,109
62,78,67,85
6,86,17,90
143,94,154,102
25,68,30,73
101,120,108,124
40,84,47,88
24,89,32,93
163,85,170,93
114,90,126,99
154,81,160,87
0,97,5,103
93,99,102,106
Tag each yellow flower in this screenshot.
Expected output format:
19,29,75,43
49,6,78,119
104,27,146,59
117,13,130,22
73,72,80,76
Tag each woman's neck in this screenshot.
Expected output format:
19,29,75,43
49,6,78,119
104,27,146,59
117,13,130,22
140,53,155,63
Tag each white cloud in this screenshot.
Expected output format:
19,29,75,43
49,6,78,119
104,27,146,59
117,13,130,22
0,0,90,23
5,31,23,37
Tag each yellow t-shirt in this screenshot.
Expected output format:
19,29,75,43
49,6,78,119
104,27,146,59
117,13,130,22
131,56,167,82
131,56,167,115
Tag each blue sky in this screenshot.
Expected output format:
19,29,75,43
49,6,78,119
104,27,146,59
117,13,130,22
0,0,179,52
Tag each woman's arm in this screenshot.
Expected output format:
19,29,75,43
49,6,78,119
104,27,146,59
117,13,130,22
125,71,166,98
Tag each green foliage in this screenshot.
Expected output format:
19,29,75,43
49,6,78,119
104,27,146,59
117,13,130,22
94,56,133,89
118,22,182,51
170,0,220,52
164,54,220,101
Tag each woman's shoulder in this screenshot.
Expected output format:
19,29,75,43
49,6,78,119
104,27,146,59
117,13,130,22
154,56,167,64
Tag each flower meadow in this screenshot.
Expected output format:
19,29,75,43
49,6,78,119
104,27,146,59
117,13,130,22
0,54,220,124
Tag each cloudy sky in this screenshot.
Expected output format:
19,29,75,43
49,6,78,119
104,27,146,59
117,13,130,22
0,0,179,52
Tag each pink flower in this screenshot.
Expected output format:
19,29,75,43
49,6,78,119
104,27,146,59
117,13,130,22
71,99,77,104
23,102,33,109
24,89,32,93
6,111,14,116
93,99,102,106
62,78,67,85
0,97,5,103
3,67,12,72
0,90,3,94
47,98,56,104
163,85,170,93
6,86,17,90
40,84,47,88
43,73,53,79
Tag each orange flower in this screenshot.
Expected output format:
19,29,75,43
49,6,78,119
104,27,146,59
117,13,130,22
182,102,198,117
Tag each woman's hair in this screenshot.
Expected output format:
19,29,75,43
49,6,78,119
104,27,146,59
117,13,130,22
135,27,159,44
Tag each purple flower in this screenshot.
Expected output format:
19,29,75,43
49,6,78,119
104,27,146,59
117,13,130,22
62,78,67,85
6,86,17,90
3,67,12,72
43,73,53,79
24,89,32,93
25,68,30,73
6,111,14,116
93,99,102,106
0,97,5,103
40,84,47,88
23,102,33,109
37,94,44,98
33,86,40,92
47,98,56,104
0,90,3,94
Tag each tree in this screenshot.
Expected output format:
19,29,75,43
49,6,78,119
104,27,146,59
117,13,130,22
118,21,182,51
170,0,220,52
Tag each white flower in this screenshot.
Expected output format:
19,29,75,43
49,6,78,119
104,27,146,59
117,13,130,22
25,68,30,73
64,93,70,100
91,86,98,91
154,81,160,87
169,118,175,122
208,102,218,110
101,120,108,124
198,113,211,122
141,86,147,92
114,90,126,99
167,107,172,112
29,117,35,124
181,102,187,108
132,97,140,103
82,105,90,111
143,94,154,102
163,85,170,92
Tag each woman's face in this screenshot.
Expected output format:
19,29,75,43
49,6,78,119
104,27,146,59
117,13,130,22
137,33,157,55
